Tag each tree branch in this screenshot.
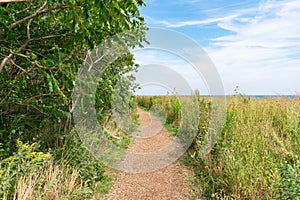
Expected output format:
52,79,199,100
16,3,37,14
0,2,46,72
9,2,46,29
34,60,59,70
0,33,72,72
31,33,72,41
0,0,28,3
7,48,29,59
0,3,74,73
27,16,32,41
9,58,28,73
9,3,70,29
25,93,58,102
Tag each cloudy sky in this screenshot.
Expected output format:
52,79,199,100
134,0,300,95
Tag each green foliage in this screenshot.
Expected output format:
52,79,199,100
279,160,300,199
135,96,153,110
53,130,110,193
0,0,147,156
137,96,300,199
0,1,147,199
95,53,139,127
135,95,182,127
0,139,51,199
192,97,300,199
0,136,113,199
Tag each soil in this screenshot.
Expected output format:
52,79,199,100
102,108,192,200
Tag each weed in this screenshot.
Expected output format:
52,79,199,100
136,95,300,199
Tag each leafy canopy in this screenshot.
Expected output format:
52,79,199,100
0,0,147,156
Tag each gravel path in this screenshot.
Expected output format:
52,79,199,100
102,108,192,200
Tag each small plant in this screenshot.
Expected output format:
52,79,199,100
0,139,51,200
0,138,111,200
279,160,300,199
14,164,93,200
53,130,112,195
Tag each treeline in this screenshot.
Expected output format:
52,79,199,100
0,1,146,199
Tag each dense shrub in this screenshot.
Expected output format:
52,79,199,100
1,1,147,199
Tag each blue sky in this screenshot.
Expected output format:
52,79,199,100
134,0,300,95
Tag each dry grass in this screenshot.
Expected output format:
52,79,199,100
136,95,300,199
14,164,88,200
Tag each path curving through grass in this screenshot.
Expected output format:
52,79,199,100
102,108,191,200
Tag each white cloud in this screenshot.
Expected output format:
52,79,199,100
142,0,300,94
132,49,211,95
148,15,238,28
211,0,300,48
205,0,300,94
144,1,258,29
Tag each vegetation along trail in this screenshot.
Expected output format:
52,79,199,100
102,108,192,200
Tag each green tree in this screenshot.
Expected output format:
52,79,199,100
0,0,147,157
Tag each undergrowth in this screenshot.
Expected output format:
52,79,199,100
0,132,112,200
136,95,300,199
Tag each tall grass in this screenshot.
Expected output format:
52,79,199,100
0,133,112,200
15,165,89,200
136,95,182,127
135,95,300,199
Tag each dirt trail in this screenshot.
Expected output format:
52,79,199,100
102,108,192,200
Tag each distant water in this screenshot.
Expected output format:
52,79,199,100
249,95,297,99
200,95,298,99
137,94,298,98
